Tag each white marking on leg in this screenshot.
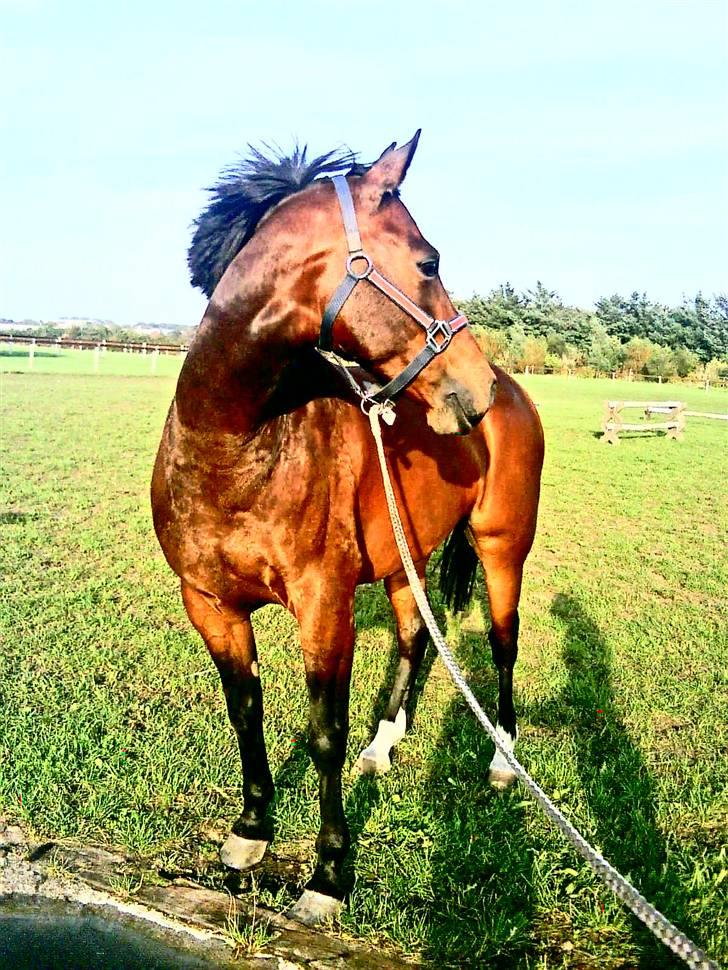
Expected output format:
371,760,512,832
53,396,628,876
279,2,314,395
488,724,518,790
250,661,260,678
354,707,406,776
287,889,342,926
219,833,268,870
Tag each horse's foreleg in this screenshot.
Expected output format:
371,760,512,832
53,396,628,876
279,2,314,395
469,535,524,789
288,603,355,926
355,562,428,776
181,582,274,868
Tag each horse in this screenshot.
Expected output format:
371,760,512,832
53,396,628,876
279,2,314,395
151,132,544,925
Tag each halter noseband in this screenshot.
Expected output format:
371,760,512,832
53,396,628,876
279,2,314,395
316,175,468,411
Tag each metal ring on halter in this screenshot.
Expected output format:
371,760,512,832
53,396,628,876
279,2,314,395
425,320,454,355
346,253,373,280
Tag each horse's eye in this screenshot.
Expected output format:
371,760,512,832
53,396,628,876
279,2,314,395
418,258,439,279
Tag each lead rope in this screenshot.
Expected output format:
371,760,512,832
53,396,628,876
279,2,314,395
367,403,719,970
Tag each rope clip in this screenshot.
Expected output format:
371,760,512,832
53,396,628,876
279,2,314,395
362,397,396,426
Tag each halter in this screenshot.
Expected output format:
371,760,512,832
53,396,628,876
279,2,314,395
316,175,469,412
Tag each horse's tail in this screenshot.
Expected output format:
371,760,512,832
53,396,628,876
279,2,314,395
439,517,479,613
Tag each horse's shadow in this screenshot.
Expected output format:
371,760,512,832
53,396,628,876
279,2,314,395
343,578,536,967
527,592,697,968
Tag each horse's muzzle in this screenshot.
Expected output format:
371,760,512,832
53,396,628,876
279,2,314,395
429,378,496,435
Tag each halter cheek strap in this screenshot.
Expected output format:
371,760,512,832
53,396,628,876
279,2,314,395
317,175,468,407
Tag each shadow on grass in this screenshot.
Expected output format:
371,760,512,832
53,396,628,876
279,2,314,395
346,578,535,968
418,595,536,969
590,429,676,441
533,592,698,968
0,347,60,358
0,511,38,525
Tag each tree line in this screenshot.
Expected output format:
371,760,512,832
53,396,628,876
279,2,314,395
3,320,194,346
456,285,728,380
6,287,728,382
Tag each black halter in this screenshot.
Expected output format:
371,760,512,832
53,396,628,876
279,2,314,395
316,175,469,409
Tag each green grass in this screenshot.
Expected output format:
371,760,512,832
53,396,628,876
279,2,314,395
1,370,726,968
0,342,185,379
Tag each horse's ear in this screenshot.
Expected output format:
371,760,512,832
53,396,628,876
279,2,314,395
361,130,421,206
374,141,397,161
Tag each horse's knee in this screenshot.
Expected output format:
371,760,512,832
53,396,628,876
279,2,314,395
224,676,264,732
308,720,347,771
399,613,427,652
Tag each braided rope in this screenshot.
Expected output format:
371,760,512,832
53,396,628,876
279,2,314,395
368,405,719,970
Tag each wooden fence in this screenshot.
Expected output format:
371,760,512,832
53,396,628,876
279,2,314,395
600,401,728,444
0,333,188,354
601,401,686,444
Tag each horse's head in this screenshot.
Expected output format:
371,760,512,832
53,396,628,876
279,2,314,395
302,133,497,434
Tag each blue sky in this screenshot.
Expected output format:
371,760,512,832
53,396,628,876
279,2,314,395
2,0,726,326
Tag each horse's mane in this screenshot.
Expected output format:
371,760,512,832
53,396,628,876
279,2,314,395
189,144,369,297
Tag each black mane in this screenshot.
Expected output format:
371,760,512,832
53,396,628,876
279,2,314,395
188,144,363,297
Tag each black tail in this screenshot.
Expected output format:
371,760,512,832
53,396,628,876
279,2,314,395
439,518,479,613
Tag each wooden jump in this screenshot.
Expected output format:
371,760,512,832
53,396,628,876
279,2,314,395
601,400,686,445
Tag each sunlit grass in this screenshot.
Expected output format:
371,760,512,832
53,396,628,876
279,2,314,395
0,342,185,379
1,371,726,968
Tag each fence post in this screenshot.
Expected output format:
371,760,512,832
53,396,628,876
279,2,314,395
29,338,35,370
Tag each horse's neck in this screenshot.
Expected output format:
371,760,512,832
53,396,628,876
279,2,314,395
175,301,356,444
174,300,293,437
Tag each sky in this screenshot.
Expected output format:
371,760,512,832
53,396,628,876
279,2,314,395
1,0,727,327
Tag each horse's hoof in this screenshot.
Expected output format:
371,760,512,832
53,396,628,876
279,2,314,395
220,833,268,870
488,724,518,791
353,748,391,776
488,767,517,790
287,889,342,926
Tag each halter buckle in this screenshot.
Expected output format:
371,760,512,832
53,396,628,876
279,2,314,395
425,320,453,354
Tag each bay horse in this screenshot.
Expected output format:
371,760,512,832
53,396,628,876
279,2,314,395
151,133,544,925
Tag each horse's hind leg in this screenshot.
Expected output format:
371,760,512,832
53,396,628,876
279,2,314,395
467,385,543,789
181,582,274,868
355,562,428,776
467,529,528,790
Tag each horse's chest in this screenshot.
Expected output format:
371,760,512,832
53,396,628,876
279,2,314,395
181,456,351,602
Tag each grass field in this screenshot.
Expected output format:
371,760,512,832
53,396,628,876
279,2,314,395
0,343,185,379
1,363,726,968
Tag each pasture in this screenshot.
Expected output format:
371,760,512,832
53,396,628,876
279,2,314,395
0,343,185,379
1,359,726,968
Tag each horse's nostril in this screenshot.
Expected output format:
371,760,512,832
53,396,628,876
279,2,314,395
447,390,489,430
445,392,484,433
